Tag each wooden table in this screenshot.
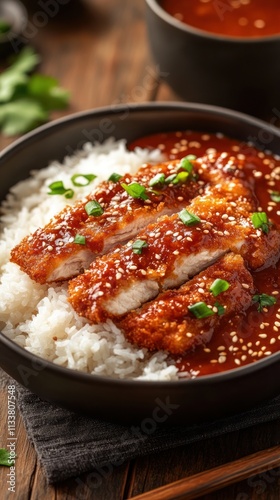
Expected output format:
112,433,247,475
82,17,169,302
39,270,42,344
0,1,279,498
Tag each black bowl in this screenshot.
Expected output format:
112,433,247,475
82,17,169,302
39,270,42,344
0,102,280,424
145,0,280,120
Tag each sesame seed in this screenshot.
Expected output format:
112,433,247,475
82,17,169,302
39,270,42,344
140,269,147,275
204,348,211,353
259,333,267,338
234,359,241,366
186,333,193,338
270,338,276,344
264,351,272,356
47,245,53,251
116,273,122,280
241,355,247,361
218,356,227,364
173,250,180,255
242,283,250,289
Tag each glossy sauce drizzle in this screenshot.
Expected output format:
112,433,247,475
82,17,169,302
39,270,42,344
129,130,280,377
160,0,280,38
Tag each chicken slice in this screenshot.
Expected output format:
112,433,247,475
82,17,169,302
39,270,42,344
10,158,204,284
68,157,280,323
118,253,254,355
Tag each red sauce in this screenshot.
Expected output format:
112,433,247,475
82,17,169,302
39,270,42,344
129,130,280,377
160,0,280,38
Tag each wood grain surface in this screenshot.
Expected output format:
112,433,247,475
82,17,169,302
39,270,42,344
0,1,279,499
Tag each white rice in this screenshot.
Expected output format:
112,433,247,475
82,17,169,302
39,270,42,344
0,139,186,380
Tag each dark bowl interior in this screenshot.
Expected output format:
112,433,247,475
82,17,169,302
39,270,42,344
145,0,280,119
0,102,280,424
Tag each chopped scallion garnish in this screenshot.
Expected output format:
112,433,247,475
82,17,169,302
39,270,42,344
172,171,190,185
85,200,104,216
73,234,86,245
71,174,96,186
165,173,177,184
179,209,201,226
48,181,74,199
121,182,148,200
214,302,226,316
132,239,148,254
270,191,280,203
108,172,122,183
180,155,196,173
252,293,277,312
210,279,230,297
251,212,270,234
188,302,215,319
149,173,166,187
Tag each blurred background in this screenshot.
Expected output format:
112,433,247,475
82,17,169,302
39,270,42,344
0,0,175,150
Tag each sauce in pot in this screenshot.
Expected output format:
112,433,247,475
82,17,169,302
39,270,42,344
130,130,280,376
160,0,280,38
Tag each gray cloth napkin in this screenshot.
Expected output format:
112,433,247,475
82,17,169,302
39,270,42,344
1,369,280,483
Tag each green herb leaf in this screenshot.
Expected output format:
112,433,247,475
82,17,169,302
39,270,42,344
85,200,104,216
27,74,69,110
251,212,270,234
71,174,96,187
74,234,86,245
214,301,226,316
121,182,148,200
0,448,13,467
210,279,230,297
0,47,69,136
179,209,201,226
47,180,74,199
180,155,196,173
252,293,277,312
0,20,11,35
108,172,122,183
132,239,148,254
188,302,215,319
270,191,280,203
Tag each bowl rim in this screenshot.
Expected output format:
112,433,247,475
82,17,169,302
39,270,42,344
0,100,280,388
145,0,280,44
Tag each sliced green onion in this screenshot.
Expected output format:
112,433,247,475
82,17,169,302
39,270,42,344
85,200,104,216
270,191,280,203
74,234,86,245
121,182,148,200
179,209,201,226
149,173,165,187
165,173,177,184
252,293,277,312
47,180,74,199
71,174,96,187
251,212,270,234
210,279,230,297
188,302,215,319
172,171,190,185
214,302,226,316
108,172,122,183
132,239,148,254
180,155,196,173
